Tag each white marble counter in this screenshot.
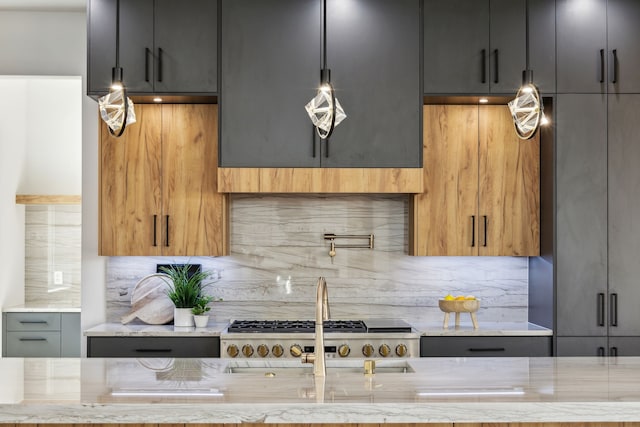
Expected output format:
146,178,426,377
2,356,640,423
415,321,552,336
84,322,229,336
3,304,81,313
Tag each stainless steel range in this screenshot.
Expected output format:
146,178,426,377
221,319,419,359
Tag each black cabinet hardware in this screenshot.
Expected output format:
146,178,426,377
493,49,499,83
165,215,170,247
471,215,476,247
481,48,487,83
19,337,47,342
19,321,48,324
612,49,618,83
482,215,488,247
468,347,506,352
600,49,605,83
610,293,618,326
135,348,172,353
610,346,618,356
598,347,605,357
153,214,157,247
158,47,163,82
597,292,605,326
145,47,151,82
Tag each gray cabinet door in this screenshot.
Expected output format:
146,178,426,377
608,95,640,336
324,0,421,167
607,0,640,94
424,0,490,94
528,0,556,94
87,0,118,95
555,94,608,337
608,337,640,356
220,0,320,167
489,0,526,94
154,0,218,93
556,337,608,356
61,313,80,357
556,0,607,93
119,0,154,93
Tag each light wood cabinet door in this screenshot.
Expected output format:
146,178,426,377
100,104,163,256
411,104,540,257
100,104,227,256
479,105,540,256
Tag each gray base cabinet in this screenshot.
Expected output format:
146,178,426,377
420,336,552,357
87,336,220,358
2,312,80,357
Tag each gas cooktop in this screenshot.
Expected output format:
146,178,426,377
227,319,412,333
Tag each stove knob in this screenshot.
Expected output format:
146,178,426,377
396,343,408,357
257,344,269,358
362,344,374,357
290,344,303,357
242,344,254,358
338,344,351,357
226,344,239,358
272,344,284,358
379,344,391,357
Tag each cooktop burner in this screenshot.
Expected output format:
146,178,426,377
227,319,367,333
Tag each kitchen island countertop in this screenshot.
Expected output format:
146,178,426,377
415,321,552,336
84,322,230,336
1,356,640,424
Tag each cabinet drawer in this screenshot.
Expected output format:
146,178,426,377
5,331,61,357
87,337,220,358
420,336,552,357
5,313,61,332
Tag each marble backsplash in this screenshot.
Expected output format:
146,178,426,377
25,205,81,307
106,194,528,325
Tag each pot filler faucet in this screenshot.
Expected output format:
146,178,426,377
301,276,330,377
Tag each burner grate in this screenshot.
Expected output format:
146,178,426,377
227,319,367,333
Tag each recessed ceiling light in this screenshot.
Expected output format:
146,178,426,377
479,98,489,104
153,97,163,103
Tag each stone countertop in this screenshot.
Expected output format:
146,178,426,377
2,356,640,424
415,321,553,336
3,305,81,313
84,322,230,336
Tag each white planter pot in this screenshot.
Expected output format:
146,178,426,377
173,308,194,327
193,315,209,328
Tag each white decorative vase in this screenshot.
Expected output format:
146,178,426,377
193,315,209,328
173,308,194,327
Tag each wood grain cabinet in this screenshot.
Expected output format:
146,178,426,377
410,104,540,257
220,0,421,168
423,0,555,95
557,0,640,93
87,0,217,96
99,104,228,256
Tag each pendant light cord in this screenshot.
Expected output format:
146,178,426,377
525,0,530,71
322,0,327,75
115,0,120,69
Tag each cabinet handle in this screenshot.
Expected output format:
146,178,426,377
482,215,488,247
598,347,605,357
312,125,316,158
599,49,605,83
19,338,47,342
493,49,499,84
610,293,618,327
158,47,163,82
468,347,505,352
153,214,158,247
165,215,170,247
325,139,330,158
145,47,151,82
611,49,618,84
470,215,476,247
610,347,618,357
135,349,172,353
481,49,487,84
19,320,48,324
597,292,605,327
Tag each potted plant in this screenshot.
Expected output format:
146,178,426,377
191,295,214,328
160,264,211,327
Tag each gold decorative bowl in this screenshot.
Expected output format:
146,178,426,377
438,299,480,313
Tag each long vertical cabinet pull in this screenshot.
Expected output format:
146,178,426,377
493,49,499,84
482,215,488,247
165,215,170,247
470,216,476,247
611,49,618,84
599,49,605,83
145,48,151,82
158,47,163,82
597,293,605,326
312,126,316,158
610,293,618,327
324,138,330,158
153,215,158,247
481,49,487,83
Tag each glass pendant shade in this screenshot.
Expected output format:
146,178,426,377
508,68,544,140
98,87,137,136
305,83,346,139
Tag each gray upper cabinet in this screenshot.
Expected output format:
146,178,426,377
424,0,553,95
220,0,421,168
557,0,640,93
87,0,217,96
555,94,608,337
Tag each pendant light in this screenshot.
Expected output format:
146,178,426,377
508,0,547,140
98,0,136,137
305,0,346,140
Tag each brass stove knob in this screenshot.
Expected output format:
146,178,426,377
226,344,239,358
272,344,284,358
257,344,269,358
396,343,408,357
290,344,303,357
242,344,254,358
379,344,391,357
338,344,351,357
362,343,374,357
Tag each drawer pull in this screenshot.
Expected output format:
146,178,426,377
135,349,172,353
468,347,505,352
19,321,48,324
19,337,47,342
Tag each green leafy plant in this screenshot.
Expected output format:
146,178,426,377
191,295,214,315
160,264,211,308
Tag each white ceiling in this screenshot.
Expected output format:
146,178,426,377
0,0,85,11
